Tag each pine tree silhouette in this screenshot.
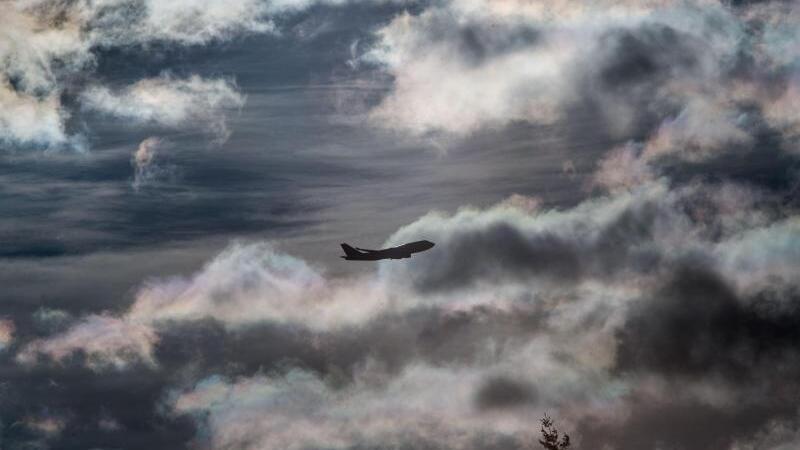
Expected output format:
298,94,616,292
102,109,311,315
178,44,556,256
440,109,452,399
539,414,571,450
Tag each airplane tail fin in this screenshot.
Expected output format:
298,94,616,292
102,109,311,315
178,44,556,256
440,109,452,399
340,243,360,258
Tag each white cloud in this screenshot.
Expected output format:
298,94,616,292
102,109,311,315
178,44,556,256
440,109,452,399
593,143,655,191
642,93,753,162
128,242,331,326
131,136,178,189
0,0,276,148
17,314,158,370
172,369,526,450
715,218,800,296
760,79,800,149
0,6,89,148
361,0,800,151
16,242,388,368
171,333,617,450
18,0,277,47
132,136,161,189
130,0,276,45
366,7,580,134
0,89,68,148
742,2,800,70
81,75,245,142
0,4,91,93
0,318,15,351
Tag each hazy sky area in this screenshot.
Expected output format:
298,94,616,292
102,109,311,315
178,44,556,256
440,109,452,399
1,1,800,449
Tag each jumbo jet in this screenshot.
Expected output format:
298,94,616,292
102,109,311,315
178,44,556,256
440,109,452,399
340,240,435,261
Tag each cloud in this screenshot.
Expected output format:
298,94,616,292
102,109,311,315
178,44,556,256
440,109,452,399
760,79,800,149
32,307,73,333
4,1,800,449
593,143,656,191
169,326,615,450
715,218,800,295
20,176,788,370
0,5,89,148
641,93,753,162
82,75,245,142
590,90,755,192
21,0,277,47
0,318,15,350
0,0,277,149
382,181,712,292
615,265,800,378
734,419,800,450
0,79,75,147
132,137,165,190
366,6,576,134
171,368,543,450
22,413,68,437
125,242,383,329
474,375,538,410
12,170,800,447
114,0,276,45
362,0,800,164
17,314,158,370
741,2,800,70
16,242,383,368
577,387,800,450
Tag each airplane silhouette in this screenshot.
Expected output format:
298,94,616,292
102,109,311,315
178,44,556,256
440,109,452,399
340,240,435,261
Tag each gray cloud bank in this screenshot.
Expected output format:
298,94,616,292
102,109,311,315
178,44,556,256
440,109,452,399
14,175,800,449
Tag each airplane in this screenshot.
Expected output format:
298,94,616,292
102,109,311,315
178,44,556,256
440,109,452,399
340,240,435,261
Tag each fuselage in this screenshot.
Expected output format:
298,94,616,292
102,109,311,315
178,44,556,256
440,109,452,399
341,240,435,261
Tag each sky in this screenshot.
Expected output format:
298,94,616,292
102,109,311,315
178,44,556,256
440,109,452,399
1,0,800,449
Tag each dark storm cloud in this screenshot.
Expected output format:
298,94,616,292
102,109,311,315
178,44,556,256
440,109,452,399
474,376,538,410
563,263,800,450
578,392,799,450
616,265,800,379
387,186,688,291
598,24,701,90
412,222,583,290
0,353,196,450
583,22,708,135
